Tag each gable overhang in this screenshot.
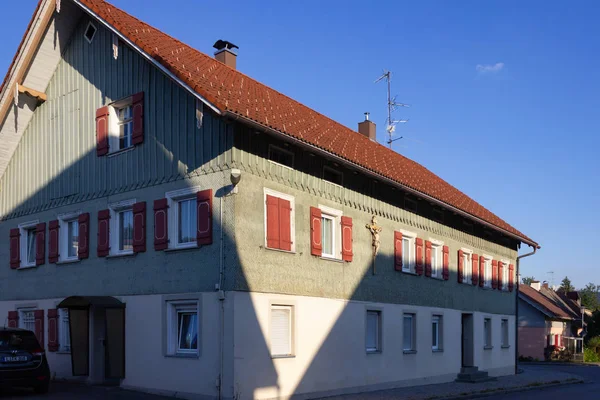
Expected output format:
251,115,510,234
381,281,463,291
518,292,572,321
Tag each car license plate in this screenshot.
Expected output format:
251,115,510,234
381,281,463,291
2,356,28,362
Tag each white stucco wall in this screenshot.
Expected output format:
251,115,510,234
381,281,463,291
233,291,515,400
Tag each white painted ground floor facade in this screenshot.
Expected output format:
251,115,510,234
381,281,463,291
0,292,515,400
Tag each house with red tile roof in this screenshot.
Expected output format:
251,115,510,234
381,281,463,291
0,0,538,398
518,282,584,361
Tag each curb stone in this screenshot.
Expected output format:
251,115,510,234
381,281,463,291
520,361,600,367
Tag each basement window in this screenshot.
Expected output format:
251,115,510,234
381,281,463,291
84,22,97,44
323,166,343,186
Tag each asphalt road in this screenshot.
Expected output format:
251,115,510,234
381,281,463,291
490,364,599,399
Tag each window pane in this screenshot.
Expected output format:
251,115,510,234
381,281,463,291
403,315,413,350
178,198,197,244
271,307,291,356
68,221,79,258
402,238,410,269
26,229,36,264
60,309,71,352
432,321,437,348
321,216,333,256
366,311,379,351
20,310,35,332
119,210,133,251
177,312,198,350
431,247,438,275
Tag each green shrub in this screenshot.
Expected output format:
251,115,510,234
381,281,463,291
584,347,600,362
587,336,600,350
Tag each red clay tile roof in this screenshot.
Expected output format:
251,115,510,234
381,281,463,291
519,285,578,320
3,0,538,246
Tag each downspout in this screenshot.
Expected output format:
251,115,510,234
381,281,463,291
218,193,225,400
515,245,537,374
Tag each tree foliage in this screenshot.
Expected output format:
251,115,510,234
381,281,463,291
581,283,600,311
560,276,575,292
522,276,536,285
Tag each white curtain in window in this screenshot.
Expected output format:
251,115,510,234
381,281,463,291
271,307,291,356
178,198,197,244
26,229,36,264
321,217,333,256
119,210,133,251
366,311,379,351
402,238,410,269
60,308,71,352
177,312,198,350
68,221,79,258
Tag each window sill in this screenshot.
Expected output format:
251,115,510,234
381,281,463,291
165,353,199,359
320,256,343,263
56,351,71,355
271,354,296,359
432,349,444,353
264,247,296,255
366,350,382,355
108,147,134,158
18,265,37,270
165,245,199,253
106,252,136,259
484,346,493,350
57,259,80,265
401,270,418,276
501,345,511,349
403,350,417,354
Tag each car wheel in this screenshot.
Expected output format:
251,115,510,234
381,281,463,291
34,382,49,394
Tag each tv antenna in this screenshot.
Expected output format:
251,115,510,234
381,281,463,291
374,70,410,149
547,271,554,288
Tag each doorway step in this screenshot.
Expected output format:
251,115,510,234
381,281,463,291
455,366,496,383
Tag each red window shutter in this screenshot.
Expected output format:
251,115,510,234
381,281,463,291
498,262,504,290
133,202,147,253
47,309,59,352
492,260,498,289
8,311,18,328
415,238,424,275
48,220,60,263
472,254,479,286
442,245,449,280
394,231,403,271
424,240,432,277
34,310,44,347
78,213,90,259
197,189,213,246
479,256,485,287
508,264,515,292
96,106,109,156
278,198,292,251
555,335,559,347
310,207,322,257
341,216,353,262
35,223,46,266
10,228,20,269
153,199,169,250
97,209,111,257
131,92,144,145
266,195,280,249
457,249,464,283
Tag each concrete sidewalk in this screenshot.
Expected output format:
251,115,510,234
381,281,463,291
316,366,584,400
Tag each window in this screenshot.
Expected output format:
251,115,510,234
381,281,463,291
107,97,137,154
430,240,443,278
403,313,416,352
58,212,80,261
18,308,35,332
271,305,293,357
59,308,71,353
502,261,509,291
432,315,442,351
366,310,381,353
166,301,199,356
264,188,295,252
319,205,343,259
323,166,343,186
462,249,472,284
483,256,493,288
484,318,492,348
401,230,416,273
268,145,294,169
84,22,97,43
501,319,509,347
166,187,201,250
117,105,133,150
109,199,135,256
19,220,38,268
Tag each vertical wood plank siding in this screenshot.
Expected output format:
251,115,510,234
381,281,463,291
0,18,231,219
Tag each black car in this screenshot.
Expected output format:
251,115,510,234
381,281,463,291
0,328,50,394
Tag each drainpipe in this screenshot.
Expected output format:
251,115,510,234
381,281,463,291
218,193,226,400
515,245,537,374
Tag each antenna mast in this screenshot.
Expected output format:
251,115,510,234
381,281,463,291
375,70,409,149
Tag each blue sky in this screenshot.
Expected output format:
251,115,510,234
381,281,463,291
1,1,599,288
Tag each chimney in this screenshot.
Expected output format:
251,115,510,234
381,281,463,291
358,112,376,141
530,281,541,291
542,281,549,290
213,40,239,69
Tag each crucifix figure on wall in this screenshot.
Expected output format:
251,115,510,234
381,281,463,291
365,216,382,275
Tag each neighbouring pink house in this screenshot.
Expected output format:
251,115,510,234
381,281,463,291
518,281,584,361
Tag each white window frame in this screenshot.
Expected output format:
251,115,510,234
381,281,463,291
166,186,202,250
403,313,416,352
429,238,444,279
501,318,509,347
58,211,81,262
107,97,135,154
432,315,442,351
268,145,294,169
166,300,200,356
263,188,296,252
462,248,473,285
366,309,382,354
18,307,36,332
501,259,510,291
484,318,492,348
18,220,39,268
59,308,71,353
400,229,417,273
318,205,343,260
483,255,493,288
270,304,295,357
84,21,97,44
109,199,136,256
